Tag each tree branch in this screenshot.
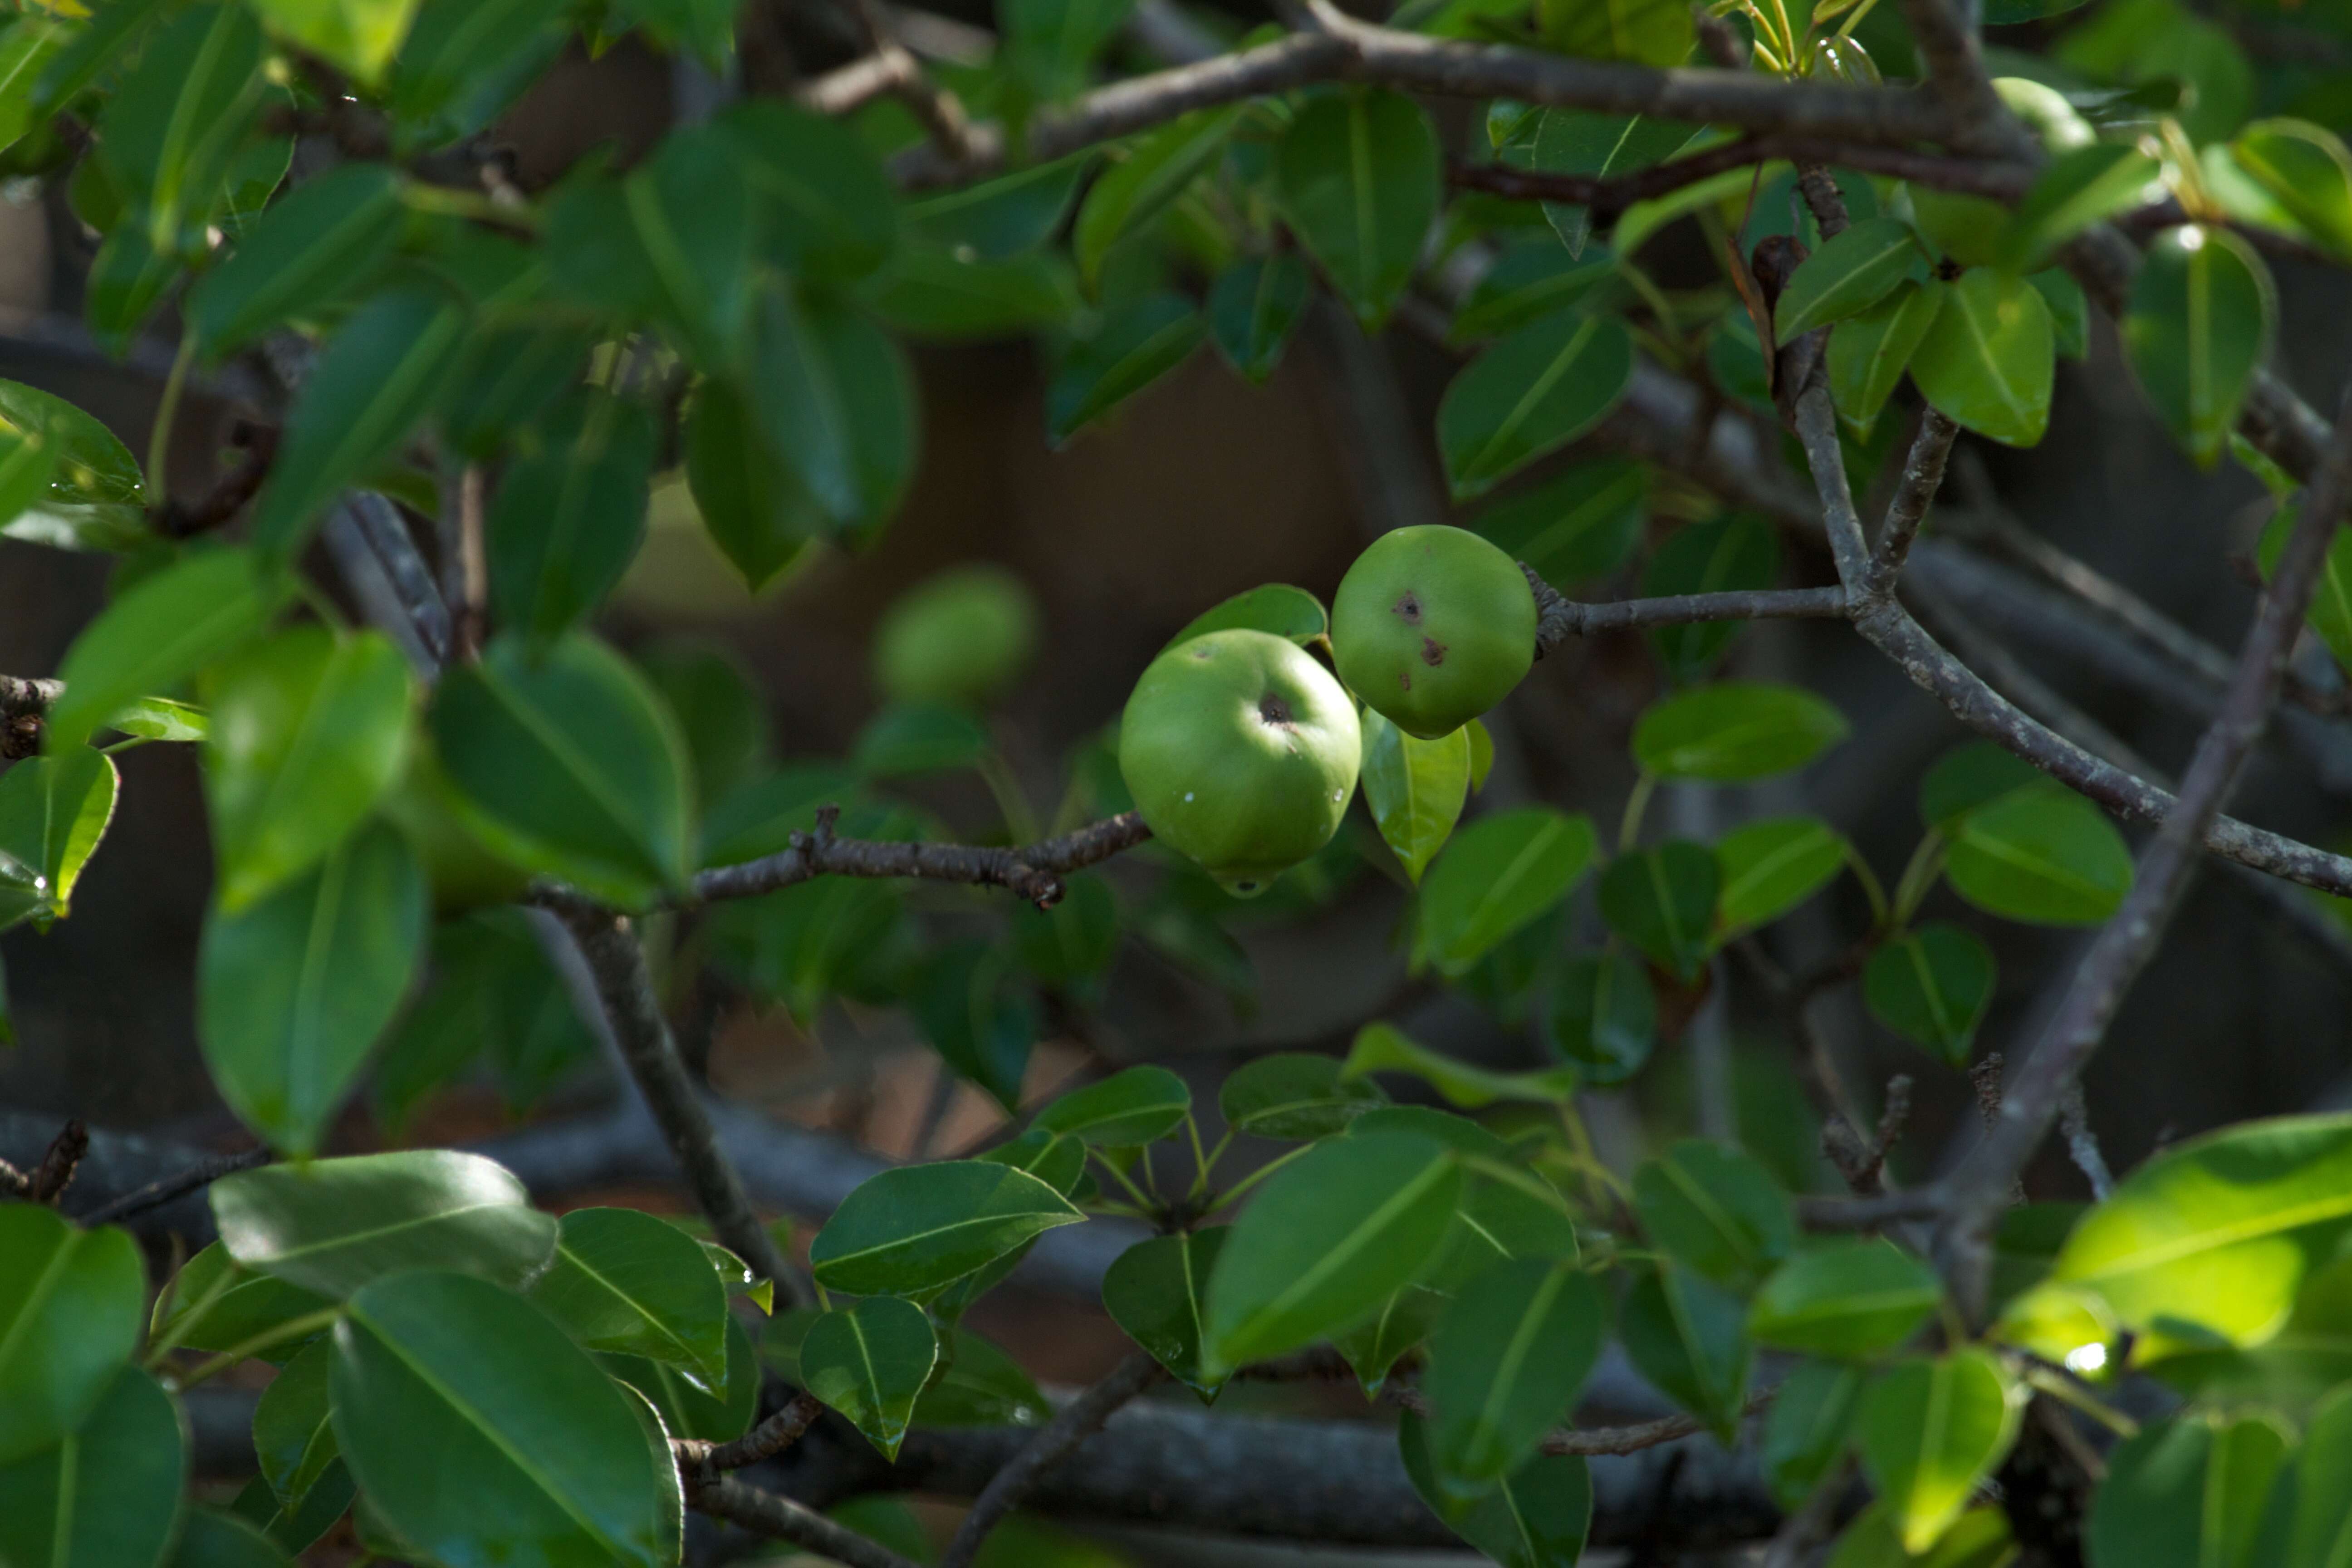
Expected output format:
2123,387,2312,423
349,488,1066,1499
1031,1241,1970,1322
1526,568,1848,654
0,675,62,761
678,1390,826,1475
690,1474,924,1568
1865,408,1961,598
681,808,1155,910
940,1352,1168,1568
76,1145,270,1226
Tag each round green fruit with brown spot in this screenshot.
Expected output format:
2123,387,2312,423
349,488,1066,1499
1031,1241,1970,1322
1118,629,1361,897
1330,524,1537,740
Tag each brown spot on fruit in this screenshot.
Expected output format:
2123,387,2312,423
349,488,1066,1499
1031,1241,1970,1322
1191,644,1213,660
1393,591,1423,624
1421,637,1446,666
1398,671,1412,692
1258,693,1294,726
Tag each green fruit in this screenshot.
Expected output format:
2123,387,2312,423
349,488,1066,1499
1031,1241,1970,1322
874,565,1040,710
1118,629,1361,897
1330,525,1536,740
378,750,536,916
1993,78,2095,153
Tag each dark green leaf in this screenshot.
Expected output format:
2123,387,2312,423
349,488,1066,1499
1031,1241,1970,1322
1860,1350,2022,1553
486,393,654,640
1998,144,2164,270
387,0,567,154
1749,1240,1942,1358
0,378,146,551
741,285,916,532
1864,923,1996,1065
1531,113,1700,256
1641,515,1780,681
1450,240,1620,344
867,245,1082,339
1944,783,2133,926
86,229,182,356
1331,1285,1446,1395
1035,1064,1191,1146
1361,708,1471,883
808,1161,1084,1297
1419,807,1598,975
1472,459,1646,591
854,701,990,778
1764,1359,1863,1509
1166,583,1328,649
1715,816,1846,939
186,165,405,355
0,745,120,926
1598,841,1719,981
527,1208,730,1388
1011,872,1119,985
1919,741,2045,830
1633,1139,1794,1294
1619,1262,1751,1438
912,1328,1050,1428
99,3,268,252
2124,225,2274,467
1909,268,2054,448
1207,255,1311,384
0,1205,145,1466
1539,0,1692,67
1001,0,1131,101
1632,682,1850,782
1275,88,1441,328
2232,119,2352,264
603,1313,759,1444
0,1367,185,1568
801,1297,937,1460
1342,1022,1578,1107
252,1339,338,1513
684,377,819,591
2087,1411,2289,1568
1774,218,1922,339
1423,1259,1603,1495
1349,1108,1578,1291
1828,279,1944,436
2031,268,2089,360
172,1509,294,1568
903,153,1094,260
1399,1411,1592,1568
1217,1052,1389,1140
1438,310,1635,499
1103,1228,1230,1396
1075,109,1244,289
44,548,284,755
719,99,899,283
1544,951,1655,1084
1047,292,1205,444
637,640,771,812
0,19,71,160
150,1243,332,1363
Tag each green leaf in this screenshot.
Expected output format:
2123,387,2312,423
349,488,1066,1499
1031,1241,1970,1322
1207,255,1311,384
1349,1108,1578,1290
99,3,269,253
2124,225,2274,468
1075,108,1244,289
172,1509,295,1568
1332,1284,1446,1396
1830,1504,2020,1568
853,702,991,778
1764,1359,1864,1509
386,0,568,154
603,1314,759,1444
2278,1384,2352,1568
1918,741,2044,831
198,820,428,1156
0,746,120,926
1450,240,1620,344
186,166,403,356
1774,218,1922,340
683,378,818,591
0,19,71,160
1341,1021,1578,1108
248,282,471,558
0,1367,185,1568
2087,1411,2290,1568
487,394,655,641
2260,504,2352,677
0,379,146,551
1998,144,2164,271
1035,1064,1191,1146
1828,278,1945,436
741,285,916,534
527,1208,730,1388
1598,841,1719,981
2031,268,2089,360
1864,923,1996,1066
1943,783,2133,926
1749,1240,1943,1358
911,1328,1050,1428
1399,1412,1592,1568
2232,119,2352,264
1908,268,2053,448
335,1270,676,1568
110,697,208,743
252,1338,338,1514
428,632,695,909
1103,1228,1229,1397
1640,514,1779,681
1633,682,1850,782
149,1243,332,1363
1217,1052,1389,1140
1419,807,1598,975
1167,584,1328,650
800,1297,937,1460
1860,1350,2022,1553
45,548,284,755
867,245,1082,339
0,1205,145,1467
245,0,420,83
1200,1131,1462,1377
1539,0,1692,67
1438,309,1635,499
719,99,899,284
1422,1259,1603,1496
1530,111,1700,258
808,1161,1084,1297
1471,458,1646,591
1633,1139,1795,1294
1047,292,1205,444
374,910,598,1129
1544,951,1655,1084
211,1149,558,1298
1001,0,1131,101
1619,1262,1752,1439
202,627,414,911
913,944,1037,1112
1275,88,1441,329
1715,816,1847,939
1010,872,1118,986
1361,708,1472,883
903,153,1094,261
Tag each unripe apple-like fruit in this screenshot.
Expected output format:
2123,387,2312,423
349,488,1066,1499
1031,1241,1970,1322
1119,629,1361,897
1330,525,1536,739
874,564,1040,710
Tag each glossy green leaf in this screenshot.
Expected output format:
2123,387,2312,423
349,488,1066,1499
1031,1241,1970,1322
910,943,1036,1112
1909,268,2053,447
1994,1280,2116,1378
1775,218,1922,340
172,1509,295,1568
488,394,655,641
335,1270,675,1568
1472,458,1646,591
2087,1411,2290,1568
1634,1139,1795,1294
1351,1107,1579,1291
0,379,146,550
1076,108,1244,288
1361,708,1471,883
1275,88,1438,328
2232,119,2352,264
1035,1064,1191,1146
1544,951,1655,1084
1944,783,2133,926
902,153,1093,261
1864,923,1996,1066
809,1161,1084,1297
1103,1228,1229,1396
384,0,568,153
1341,1021,1578,1107
603,1313,758,1444
1598,841,1718,981
1167,583,1328,650
2033,268,2089,361
0,1205,145,1466
1400,1411,1593,1568
740,284,916,534
1830,1504,2019,1568
527,1208,730,1388
149,1243,333,1363
1419,807,1598,975
203,627,414,911
1422,1259,1603,1496
245,0,419,83
1998,144,2164,270
212,1149,557,1298
869,246,1082,338
1331,1284,1445,1396
1749,1240,1943,1357
801,1297,937,1460
249,283,471,558
719,99,899,284
911,1328,1050,1428
252,1338,339,1514
99,3,269,252
1620,1262,1752,1439
1715,816,1847,939
2124,225,2274,467
1217,1052,1389,1140
684,379,818,591
1439,310,1635,499
111,697,208,743
1450,240,1620,345
0,19,71,159
0,745,119,926
45,548,284,755
1200,1131,1462,1376
186,166,403,354
1829,279,1945,436
1765,1359,1864,1509
1633,682,1850,782
198,820,427,1156
1531,111,1700,258
1860,1350,2022,1553
1539,0,1692,67
428,632,694,909
1047,292,1205,445
1206,255,1311,384
0,1367,185,1568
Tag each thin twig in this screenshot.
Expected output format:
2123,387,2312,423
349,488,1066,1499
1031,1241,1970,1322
678,808,1155,911
940,1352,1168,1568
1866,408,1961,597
77,1146,270,1226
28,1120,88,1204
1526,568,1847,655
677,1390,824,1474
1794,1186,1947,1229
689,1475,924,1568
1385,1384,1774,1455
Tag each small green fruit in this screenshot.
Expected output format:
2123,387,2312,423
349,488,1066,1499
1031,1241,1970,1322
1118,629,1361,897
874,564,1040,710
1330,525,1536,740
